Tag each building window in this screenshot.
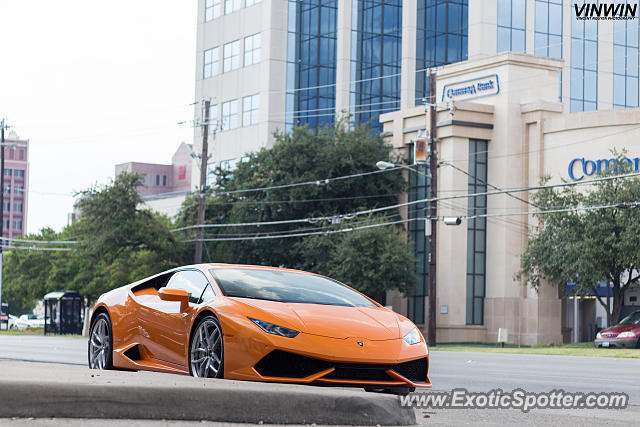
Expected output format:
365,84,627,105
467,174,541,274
246,0,262,6
3,185,10,195
534,0,562,58
223,40,240,72
613,2,639,109
205,0,222,21
416,0,468,104
162,175,167,186
14,169,24,178
14,202,22,213
570,0,598,112
497,0,526,53
203,47,220,79
467,139,488,326
155,175,160,186
202,104,219,133
286,0,338,129
15,184,24,196
13,219,22,231
2,202,8,212
221,99,239,130
242,94,260,126
244,33,261,66
18,150,24,161
225,0,241,15
407,145,429,324
3,169,11,177
350,0,402,132
3,219,9,230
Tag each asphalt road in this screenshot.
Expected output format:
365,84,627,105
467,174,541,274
1,335,639,426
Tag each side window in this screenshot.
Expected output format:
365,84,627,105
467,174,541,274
200,284,215,303
165,270,211,304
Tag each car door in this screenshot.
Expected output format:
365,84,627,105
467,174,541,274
138,269,212,368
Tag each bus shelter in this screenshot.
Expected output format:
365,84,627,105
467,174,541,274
44,291,84,335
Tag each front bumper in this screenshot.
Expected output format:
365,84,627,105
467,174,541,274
594,337,639,349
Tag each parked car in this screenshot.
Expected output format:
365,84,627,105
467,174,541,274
19,314,45,328
88,264,431,395
594,310,640,348
8,314,29,330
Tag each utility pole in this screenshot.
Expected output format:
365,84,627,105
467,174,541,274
194,100,211,264
427,70,438,347
0,119,6,327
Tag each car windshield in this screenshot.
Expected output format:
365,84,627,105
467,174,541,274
209,268,376,307
618,311,640,325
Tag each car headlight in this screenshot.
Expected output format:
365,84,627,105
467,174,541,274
403,327,422,345
248,317,299,338
617,331,636,339
596,332,602,339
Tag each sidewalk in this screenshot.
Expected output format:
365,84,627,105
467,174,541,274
0,361,415,426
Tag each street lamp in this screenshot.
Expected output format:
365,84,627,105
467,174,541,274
376,161,431,179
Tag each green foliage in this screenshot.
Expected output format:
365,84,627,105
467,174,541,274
3,122,417,311
2,173,181,311
178,121,416,299
519,151,640,324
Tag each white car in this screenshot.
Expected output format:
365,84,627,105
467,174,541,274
8,314,29,330
19,314,45,328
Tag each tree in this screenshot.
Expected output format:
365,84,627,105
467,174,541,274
2,173,182,312
177,121,416,299
519,152,640,324
72,172,181,301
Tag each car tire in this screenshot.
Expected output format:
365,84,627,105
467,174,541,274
88,312,114,370
190,315,224,378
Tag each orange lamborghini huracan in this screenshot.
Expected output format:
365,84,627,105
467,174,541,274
88,264,431,394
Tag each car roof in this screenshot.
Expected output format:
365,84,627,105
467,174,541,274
202,263,315,275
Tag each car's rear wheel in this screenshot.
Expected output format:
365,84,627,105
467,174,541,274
88,313,113,370
190,315,224,378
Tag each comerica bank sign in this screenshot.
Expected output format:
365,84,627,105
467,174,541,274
441,74,500,102
568,156,640,180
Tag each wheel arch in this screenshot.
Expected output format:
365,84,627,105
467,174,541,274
89,304,110,330
190,308,221,341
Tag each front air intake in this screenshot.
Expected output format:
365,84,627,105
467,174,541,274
392,357,427,382
254,350,332,378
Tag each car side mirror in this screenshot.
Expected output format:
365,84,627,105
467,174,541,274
158,288,189,312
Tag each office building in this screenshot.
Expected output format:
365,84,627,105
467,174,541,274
194,0,640,344
115,142,193,218
1,131,29,240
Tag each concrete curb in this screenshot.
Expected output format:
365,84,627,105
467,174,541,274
0,361,416,426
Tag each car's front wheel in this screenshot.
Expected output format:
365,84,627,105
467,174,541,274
88,312,114,370
190,315,224,378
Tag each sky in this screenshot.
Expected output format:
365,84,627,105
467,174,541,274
0,1,197,234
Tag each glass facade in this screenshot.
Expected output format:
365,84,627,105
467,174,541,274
416,0,468,103
534,0,562,58
497,0,526,53
349,0,402,132
466,140,487,326
407,147,430,325
613,1,639,109
570,0,598,112
286,0,338,128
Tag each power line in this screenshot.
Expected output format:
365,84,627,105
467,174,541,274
181,217,421,242
1,245,72,252
212,165,404,196
174,171,640,232
466,201,640,220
